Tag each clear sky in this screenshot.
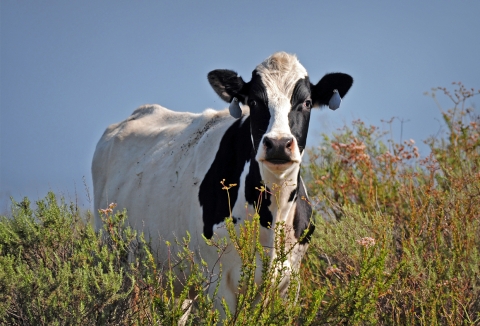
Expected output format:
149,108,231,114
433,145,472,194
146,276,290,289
1,1,479,213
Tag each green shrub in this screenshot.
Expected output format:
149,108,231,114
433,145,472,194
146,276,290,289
0,188,319,325
0,194,135,325
303,82,480,325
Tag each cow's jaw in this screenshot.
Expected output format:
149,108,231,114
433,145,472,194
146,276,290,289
258,159,301,185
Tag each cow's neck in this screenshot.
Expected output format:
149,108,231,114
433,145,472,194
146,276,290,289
259,163,300,228
246,152,300,233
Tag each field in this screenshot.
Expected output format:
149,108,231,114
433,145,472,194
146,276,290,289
1,84,479,325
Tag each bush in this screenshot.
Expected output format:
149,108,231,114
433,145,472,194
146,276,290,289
303,82,480,324
0,194,135,325
0,190,319,325
0,194,227,325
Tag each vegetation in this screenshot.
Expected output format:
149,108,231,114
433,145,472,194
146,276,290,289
304,82,480,324
1,83,479,325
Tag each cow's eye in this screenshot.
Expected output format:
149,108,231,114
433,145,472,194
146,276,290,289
303,99,312,109
249,100,257,108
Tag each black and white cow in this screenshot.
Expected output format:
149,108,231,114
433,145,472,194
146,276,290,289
92,52,353,314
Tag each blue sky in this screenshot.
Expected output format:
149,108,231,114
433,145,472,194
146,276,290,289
1,1,479,213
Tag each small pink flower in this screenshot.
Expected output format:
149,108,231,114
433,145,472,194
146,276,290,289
356,237,376,248
326,266,341,275
99,203,117,216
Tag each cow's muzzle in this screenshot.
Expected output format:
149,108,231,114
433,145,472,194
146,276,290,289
263,136,294,164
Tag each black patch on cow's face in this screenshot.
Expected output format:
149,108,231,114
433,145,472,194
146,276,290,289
247,71,270,152
289,77,312,153
199,118,253,239
293,173,315,244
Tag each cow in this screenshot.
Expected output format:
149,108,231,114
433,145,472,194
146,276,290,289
92,52,353,317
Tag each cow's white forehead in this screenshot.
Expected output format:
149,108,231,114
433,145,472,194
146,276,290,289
255,52,308,104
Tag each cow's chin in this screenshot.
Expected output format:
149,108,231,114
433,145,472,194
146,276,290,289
260,160,298,178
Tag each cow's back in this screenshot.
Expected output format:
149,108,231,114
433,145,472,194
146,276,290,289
92,104,235,257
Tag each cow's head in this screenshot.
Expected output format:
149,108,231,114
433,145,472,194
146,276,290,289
208,52,353,178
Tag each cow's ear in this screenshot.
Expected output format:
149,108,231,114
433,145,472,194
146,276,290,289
311,73,353,109
208,69,249,103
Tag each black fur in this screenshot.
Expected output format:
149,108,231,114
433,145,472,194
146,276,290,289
292,174,314,244
311,73,353,108
198,118,252,238
208,70,250,103
289,77,312,153
244,157,273,229
198,117,272,238
247,71,270,150
288,188,297,202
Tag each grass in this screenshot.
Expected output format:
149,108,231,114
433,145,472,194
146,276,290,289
1,83,479,325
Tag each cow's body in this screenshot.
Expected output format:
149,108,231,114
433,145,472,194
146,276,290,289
92,52,353,314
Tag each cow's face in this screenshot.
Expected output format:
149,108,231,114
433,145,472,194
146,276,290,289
208,52,353,178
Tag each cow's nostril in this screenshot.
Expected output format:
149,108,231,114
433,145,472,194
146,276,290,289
285,138,293,150
263,137,273,150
